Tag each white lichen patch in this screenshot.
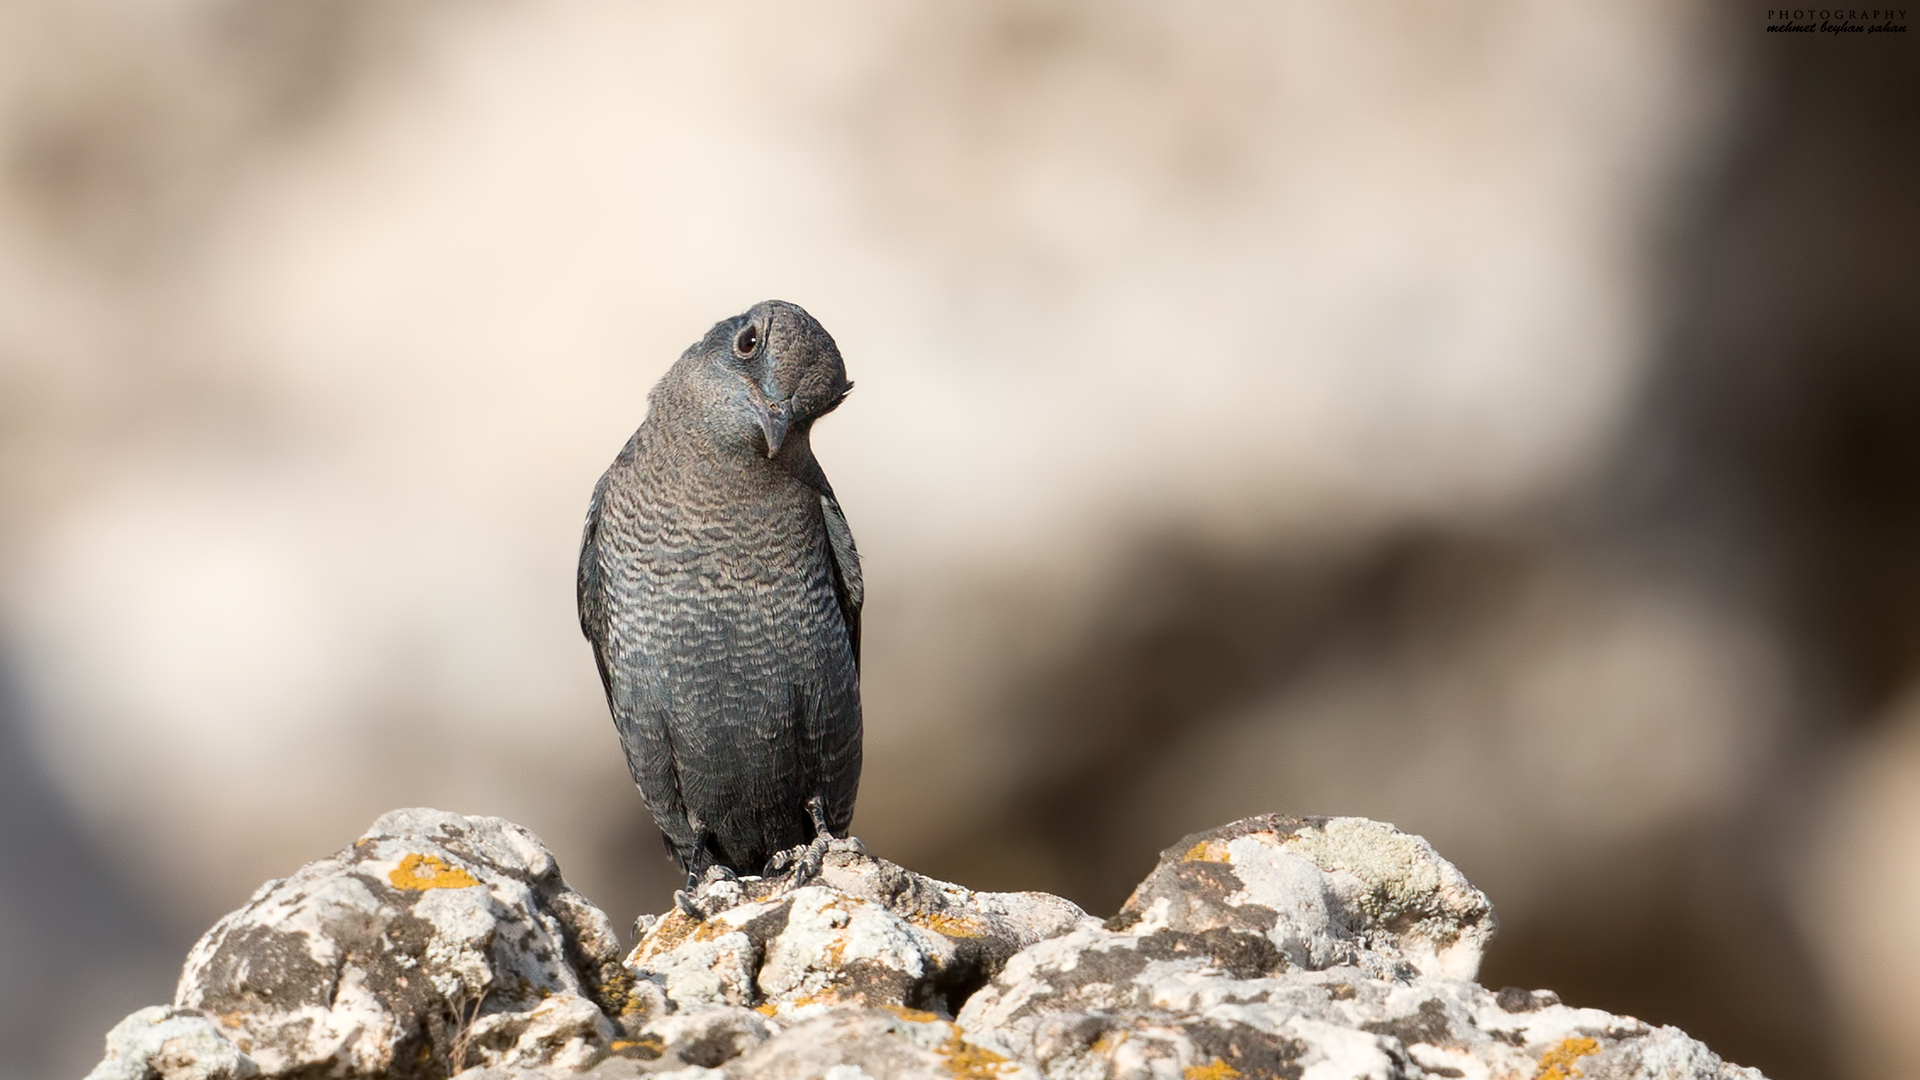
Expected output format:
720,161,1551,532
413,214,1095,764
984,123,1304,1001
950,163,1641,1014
657,930,759,1008
757,887,930,1005
86,1006,259,1080
1273,818,1496,979
1288,1016,1407,1080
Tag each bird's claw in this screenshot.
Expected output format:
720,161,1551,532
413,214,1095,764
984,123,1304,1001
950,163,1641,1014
766,795,840,884
774,835,831,885
802,835,830,879
673,889,705,921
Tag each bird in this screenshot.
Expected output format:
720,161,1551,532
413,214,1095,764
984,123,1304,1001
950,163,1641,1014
577,300,863,902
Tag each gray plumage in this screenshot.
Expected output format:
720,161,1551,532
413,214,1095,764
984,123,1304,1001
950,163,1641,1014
577,301,862,880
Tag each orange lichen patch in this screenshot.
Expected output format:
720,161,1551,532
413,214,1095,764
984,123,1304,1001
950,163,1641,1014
938,1028,1013,1079
759,989,845,1016
609,1034,665,1060
881,1003,943,1024
1183,840,1233,864
1534,1037,1601,1080
917,911,987,939
591,965,640,1017
215,1012,247,1030
632,910,705,957
1185,1059,1242,1080
688,917,744,944
388,853,480,891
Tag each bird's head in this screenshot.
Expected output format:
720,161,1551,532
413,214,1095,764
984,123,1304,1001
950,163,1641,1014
675,300,853,461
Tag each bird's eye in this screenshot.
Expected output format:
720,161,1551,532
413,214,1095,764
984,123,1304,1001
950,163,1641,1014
733,324,761,358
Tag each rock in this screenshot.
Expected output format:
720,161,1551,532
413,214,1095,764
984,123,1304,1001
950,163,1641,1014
621,837,1088,1024
171,808,626,1078
609,837,1088,1069
459,1008,1027,1080
1105,815,1497,980
463,994,620,1073
716,1007,1038,1080
86,1006,260,1080
956,816,1756,1080
89,811,1766,1080
961,954,1760,1080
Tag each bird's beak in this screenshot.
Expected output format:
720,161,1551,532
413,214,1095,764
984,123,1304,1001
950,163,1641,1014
757,396,794,458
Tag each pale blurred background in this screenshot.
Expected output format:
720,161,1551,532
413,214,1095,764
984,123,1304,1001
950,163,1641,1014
0,2,1914,1077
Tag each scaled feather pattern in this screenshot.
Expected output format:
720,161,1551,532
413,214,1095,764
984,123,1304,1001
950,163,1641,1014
578,300,862,876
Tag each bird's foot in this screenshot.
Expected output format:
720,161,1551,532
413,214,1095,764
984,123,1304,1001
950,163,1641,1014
775,794,840,884
771,835,831,885
805,795,833,841
801,835,831,880
673,890,705,921
701,864,738,885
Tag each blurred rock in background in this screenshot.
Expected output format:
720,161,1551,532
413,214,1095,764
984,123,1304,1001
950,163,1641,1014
0,646,189,1080
0,2,1910,1078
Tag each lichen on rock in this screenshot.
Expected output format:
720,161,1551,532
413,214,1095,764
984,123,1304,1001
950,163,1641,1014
168,808,625,1078
1105,814,1497,980
617,835,1091,1049
87,1006,260,1080
957,816,1754,1080
88,812,1765,1080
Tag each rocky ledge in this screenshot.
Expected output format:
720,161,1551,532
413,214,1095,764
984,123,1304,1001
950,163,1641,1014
88,809,1763,1080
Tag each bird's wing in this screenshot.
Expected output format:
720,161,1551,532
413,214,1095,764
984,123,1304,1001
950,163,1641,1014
579,468,699,869
619,688,699,869
819,490,863,669
576,473,614,694
811,489,865,841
